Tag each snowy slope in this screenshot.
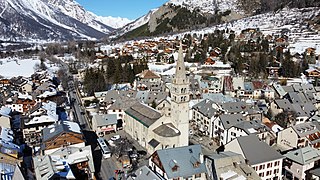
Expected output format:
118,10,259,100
168,0,242,14
97,16,132,29
46,0,131,30
0,57,59,78
115,9,158,37
0,0,130,41
161,7,320,54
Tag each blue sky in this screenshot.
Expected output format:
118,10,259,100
76,0,168,20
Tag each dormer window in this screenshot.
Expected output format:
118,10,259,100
169,159,179,172
190,156,200,168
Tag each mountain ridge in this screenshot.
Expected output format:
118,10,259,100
0,0,131,42
117,0,320,40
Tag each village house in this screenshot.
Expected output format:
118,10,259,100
205,151,260,180
127,165,162,180
149,145,207,180
135,70,163,92
0,126,20,159
0,78,10,87
191,99,221,137
41,121,84,155
5,93,38,114
227,120,276,146
22,108,58,148
0,106,11,128
105,96,138,122
33,145,95,180
283,146,320,180
277,121,320,151
225,135,284,180
91,114,117,136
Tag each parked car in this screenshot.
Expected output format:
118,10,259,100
108,140,116,147
110,135,121,141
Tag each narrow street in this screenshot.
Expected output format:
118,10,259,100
68,76,121,180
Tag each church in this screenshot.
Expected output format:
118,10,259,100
124,41,190,154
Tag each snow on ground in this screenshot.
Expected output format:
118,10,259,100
131,7,320,55
0,57,60,78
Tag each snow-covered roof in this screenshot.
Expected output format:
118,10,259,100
0,106,11,117
25,115,57,125
37,89,57,98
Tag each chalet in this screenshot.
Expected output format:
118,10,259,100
136,70,163,91
5,93,38,114
149,145,207,180
225,135,284,180
306,68,320,78
204,57,216,65
0,79,10,87
275,37,288,47
41,121,84,155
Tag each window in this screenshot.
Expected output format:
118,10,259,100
267,163,272,168
274,169,279,174
195,174,201,178
266,171,270,176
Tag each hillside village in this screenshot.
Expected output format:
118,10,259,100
1,20,320,180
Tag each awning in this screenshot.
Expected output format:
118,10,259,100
100,127,115,132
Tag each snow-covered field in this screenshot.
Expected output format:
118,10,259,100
0,57,60,78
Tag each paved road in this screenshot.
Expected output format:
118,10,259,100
66,73,120,180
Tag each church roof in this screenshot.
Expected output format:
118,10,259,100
125,102,162,127
139,70,160,79
153,123,180,137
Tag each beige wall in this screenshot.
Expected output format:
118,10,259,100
277,127,298,150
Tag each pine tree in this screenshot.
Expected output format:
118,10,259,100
106,58,116,80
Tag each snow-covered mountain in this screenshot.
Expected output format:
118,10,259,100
45,0,131,29
97,16,132,29
0,0,130,42
115,9,158,37
116,0,320,39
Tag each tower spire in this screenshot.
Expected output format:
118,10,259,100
174,41,187,84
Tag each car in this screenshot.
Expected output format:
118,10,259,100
110,135,121,141
107,140,116,147
129,153,138,158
